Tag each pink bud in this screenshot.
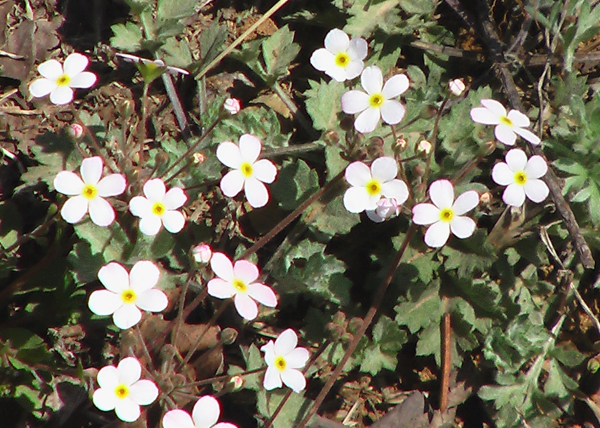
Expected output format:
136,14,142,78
68,124,84,139
417,140,432,155
480,192,492,204
224,98,241,115
448,79,466,96
193,244,212,264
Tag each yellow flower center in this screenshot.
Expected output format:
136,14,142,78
334,52,350,67
56,74,71,87
82,184,98,200
439,208,454,223
274,356,287,371
499,116,513,127
114,384,129,399
233,279,247,292
121,289,137,304
152,202,166,216
514,171,527,185
365,179,381,196
240,162,253,178
368,93,384,108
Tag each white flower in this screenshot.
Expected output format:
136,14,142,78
448,78,466,96
491,148,549,207
88,261,168,330
310,28,367,82
224,98,241,115
53,157,126,227
29,53,97,105
207,252,277,321
412,179,479,248
217,134,277,208
343,157,409,213
470,99,540,146
341,66,409,134
162,396,237,428
261,329,309,393
115,52,189,75
366,197,401,223
193,244,212,265
129,178,187,236
92,357,158,422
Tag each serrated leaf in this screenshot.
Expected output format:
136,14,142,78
395,282,442,333
304,79,345,131
271,159,320,211
156,0,197,20
257,389,315,428
261,25,300,81
198,20,227,66
110,22,143,52
415,322,440,362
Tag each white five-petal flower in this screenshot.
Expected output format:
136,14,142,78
310,28,368,82
29,53,97,105
92,357,158,422
491,148,549,207
54,156,126,227
343,157,409,214
129,178,187,236
88,261,168,330
412,180,479,248
217,134,277,209
207,252,277,321
469,99,541,146
341,66,409,134
261,329,310,393
162,395,237,428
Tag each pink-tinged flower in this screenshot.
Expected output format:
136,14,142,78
29,53,97,105
366,197,401,223
217,134,277,209
92,357,158,422
343,157,409,214
310,28,368,82
224,98,241,115
492,148,549,207
207,252,277,320
129,178,187,236
448,78,466,96
88,261,168,329
54,156,126,227
412,179,479,248
261,329,309,393
341,66,409,133
68,123,84,139
162,396,237,428
470,99,540,146
193,244,213,265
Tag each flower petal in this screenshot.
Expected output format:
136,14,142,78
162,210,185,233
450,216,476,239
192,396,220,428
505,149,527,171
64,53,89,77
208,278,236,299
380,100,406,125
238,134,262,163
361,66,383,95
93,388,117,411
342,59,364,81
129,196,152,218
491,162,514,186
233,260,259,283
233,293,258,320
524,179,549,203
253,159,277,184
80,157,103,185
480,99,507,117
494,125,516,146
54,171,84,195
163,187,187,210
429,179,454,209
136,289,168,312
113,304,142,329
98,262,129,293
247,283,277,307
263,366,283,390
371,157,397,182
354,107,381,133
310,48,335,72
412,203,440,225
324,28,349,53
220,170,245,198
29,78,56,98
69,71,97,88
502,183,526,207
60,195,88,223
89,290,122,316
524,155,547,178
37,59,63,80
345,161,371,187
381,180,409,204
343,186,370,213
285,348,310,368
470,107,500,125
341,90,369,115
217,142,242,169
50,86,74,105
118,357,141,385
88,197,115,227
506,109,530,127
163,409,195,428
452,190,479,215
138,215,162,236
275,329,298,355
513,127,541,145
114,399,140,422
143,178,166,201
382,74,409,98
130,261,160,293
210,253,235,281
281,368,306,393
97,174,126,197
261,341,276,366
244,177,269,208
97,365,119,389
424,221,451,248
129,379,158,405
349,37,368,60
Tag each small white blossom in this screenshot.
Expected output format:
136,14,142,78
366,197,401,223
129,178,187,236
470,99,540,146
68,123,84,139
54,157,126,227
29,53,97,105
217,134,277,209
448,78,466,96
261,329,310,393
310,28,367,82
162,396,237,428
412,179,479,248
492,148,549,207
341,66,409,133
88,261,168,329
92,357,158,422
115,52,189,75
208,252,277,321
193,243,212,265
224,98,241,115
343,157,409,214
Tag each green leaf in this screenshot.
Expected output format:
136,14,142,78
551,342,586,368
110,22,143,52
197,20,227,67
271,159,320,211
395,282,442,334
304,79,345,131
157,0,197,20
0,201,22,249
257,389,315,428
261,25,300,82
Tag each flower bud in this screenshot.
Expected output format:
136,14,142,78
229,375,244,391
193,152,206,164
393,138,408,153
417,140,432,156
193,244,212,265
480,192,492,204
220,327,238,345
224,98,241,115
68,123,84,139
413,164,425,177
448,78,466,96
323,130,339,146
483,140,496,155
